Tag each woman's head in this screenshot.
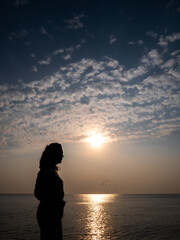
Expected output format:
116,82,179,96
39,143,63,170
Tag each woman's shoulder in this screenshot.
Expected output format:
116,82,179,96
38,169,46,175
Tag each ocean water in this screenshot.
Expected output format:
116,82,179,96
0,194,180,240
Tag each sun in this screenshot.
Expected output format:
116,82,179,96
87,133,105,148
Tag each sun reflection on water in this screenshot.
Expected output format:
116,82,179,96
90,194,109,203
82,194,117,240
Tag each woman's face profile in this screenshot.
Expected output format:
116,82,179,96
54,149,64,165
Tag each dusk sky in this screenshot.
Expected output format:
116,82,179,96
0,0,180,194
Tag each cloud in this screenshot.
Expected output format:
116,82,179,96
53,49,64,55
147,49,163,65
0,51,180,150
160,58,176,69
124,65,147,81
128,41,136,45
166,0,175,9
170,50,180,56
158,36,169,47
38,56,51,65
141,49,163,66
109,35,117,44
62,54,72,60
31,53,36,58
23,41,31,46
168,69,180,78
106,59,120,69
36,40,85,66
158,32,180,47
9,29,31,41
138,40,144,46
61,47,75,60
13,0,29,7
146,31,158,38
19,29,29,37
40,26,53,38
31,66,38,72
128,40,144,46
64,14,85,30
166,32,180,42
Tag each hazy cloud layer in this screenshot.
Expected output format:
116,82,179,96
0,43,180,149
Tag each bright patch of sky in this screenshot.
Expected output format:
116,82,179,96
0,0,180,151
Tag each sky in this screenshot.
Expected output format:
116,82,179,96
0,0,180,194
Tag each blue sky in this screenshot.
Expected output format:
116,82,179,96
0,0,180,193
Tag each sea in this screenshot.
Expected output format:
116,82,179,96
0,194,180,240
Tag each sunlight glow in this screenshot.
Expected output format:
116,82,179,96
90,194,108,203
87,133,106,148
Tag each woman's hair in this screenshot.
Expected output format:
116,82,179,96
39,143,63,171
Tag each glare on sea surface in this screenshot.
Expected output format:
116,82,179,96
83,194,117,239
90,194,111,203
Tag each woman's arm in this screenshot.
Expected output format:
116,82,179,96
34,170,51,201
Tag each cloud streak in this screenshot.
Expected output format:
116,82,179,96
35,40,86,69
64,14,85,30
158,32,180,47
13,0,29,7
109,35,117,44
38,56,52,65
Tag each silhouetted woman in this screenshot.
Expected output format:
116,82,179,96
34,143,66,240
